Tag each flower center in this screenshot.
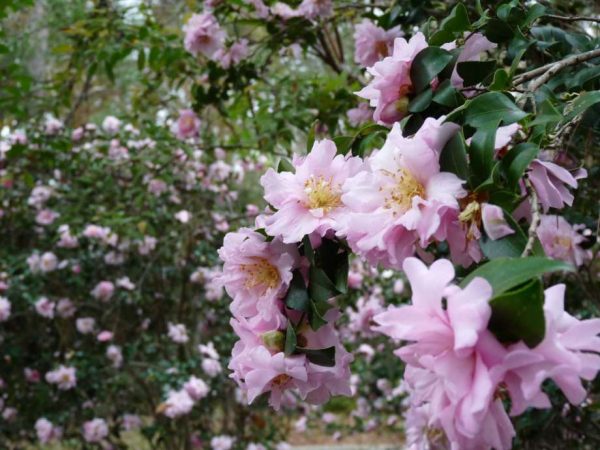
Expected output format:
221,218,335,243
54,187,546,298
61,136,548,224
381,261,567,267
554,235,572,249
304,175,342,211
240,258,280,293
382,168,425,215
375,40,389,58
271,374,291,387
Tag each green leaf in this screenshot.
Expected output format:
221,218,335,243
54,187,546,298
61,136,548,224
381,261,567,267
308,267,338,303
484,18,514,44
460,257,574,295
561,91,600,124
429,3,471,46
500,142,538,189
302,235,315,264
489,69,510,91
439,132,469,181
285,271,310,312
277,158,294,173
306,120,317,152
284,325,297,356
408,88,433,113
432,79,464,108
456,60,497,87
296,346,335,367
469,122,498,187
464,92,527,128
488,279,545,348
308,298,329,330
410,47,454,93
317,239,349,294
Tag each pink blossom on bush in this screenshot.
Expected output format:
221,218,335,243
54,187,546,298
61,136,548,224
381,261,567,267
448,33,496,91
57,225,79,248
537,215,590,266
91,281,115,302
25,368,41,383
76,317,96,334
175,210,192,223
163,389,195,418
346,103,372,127
56,298,76,318
528,159,587,212
211,435,235,450
298,0,333,19
356,32,428,125
35,297,56,319
39,252,59,273
106,345,123,368
82,418,108,443
122,414,142,431
174,109,201,140
216,39,250,69
168,322,189,343
35,209,59,226
0,297,11,321
102,116,121,134
45,365,77,390
339,118,464,269
202,358,222,377
183,13,226,59
35,418,62,444
354,20,403,67
245,0,269,19
184,376,210,400
481,203,514,240
217,228,299,321
260,139,363,243
97,330,114,342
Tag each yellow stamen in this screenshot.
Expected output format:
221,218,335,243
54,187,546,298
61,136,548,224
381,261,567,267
240,258,280,293
271,374,291,387
304,175,342,212
382,168,425,215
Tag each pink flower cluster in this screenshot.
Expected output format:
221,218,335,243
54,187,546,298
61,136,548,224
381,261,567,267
218,228,352,409
161,375,210,419
374,257,600,449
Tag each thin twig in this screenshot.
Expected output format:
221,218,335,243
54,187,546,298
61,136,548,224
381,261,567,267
521,177,541,257
514,48,600,87
542,14,600,24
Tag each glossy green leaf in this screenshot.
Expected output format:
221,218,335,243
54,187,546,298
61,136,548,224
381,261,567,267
296,346,336,367
285,270,310,312
561,90,600,124
464,92,527,127
480,210,527,259
410,47,454,93
432,79,464,108
439,132,469,181
469,122,498,187
456,60,497,87
284,325,297,356
489,69,510,91
277,158,294,173
460,257,574,295
408,88,433,113
500,142,539,188
429,3,471,46
488,279,545,348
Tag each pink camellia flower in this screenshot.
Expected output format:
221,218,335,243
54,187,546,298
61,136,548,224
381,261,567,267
528,158,587,212
175,210,192,224
216,39,250,69
494,284,600,416
97,330,114,342
271,2,300,19
116,276,136,291
91,281,115,302
72,127,85,141
106,345,123,368
0,297,11,321
168,322,189,343
25,368,41,383
356,32,428,125
76,317,96,334
174,109,201,140
45,365,77,390
35,209,60,226
184,376,210,400
28,186,52,208
217,228,299,321
537,215,590,266
137,235,157,256
122,414,142,431
183,13,226,59
373,258,516,450
83,224,111,240
163,389,195,418
481,203,514,240
445,33,496,91
339,118,464,269
202,358,222,377
56,298,76,318
102,116,121,134
239,346,309,410
198,342,220,360
260,139,363,243
354,20,403,67
82,418,109,443
57,225,79,248
211,435,235,450
35,418,63,444
346,103,372,127
245,0,269,19
39,252,58,273
298,0,333,19
148,178,168,196
44,116,63,135
35,297,56,319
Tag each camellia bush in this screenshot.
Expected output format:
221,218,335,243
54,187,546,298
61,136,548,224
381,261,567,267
1,0,599,449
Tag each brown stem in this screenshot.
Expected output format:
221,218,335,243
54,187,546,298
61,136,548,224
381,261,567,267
542,14,600,24
521,178,541,257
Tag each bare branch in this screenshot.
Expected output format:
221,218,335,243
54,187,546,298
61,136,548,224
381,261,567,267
521,178,541,258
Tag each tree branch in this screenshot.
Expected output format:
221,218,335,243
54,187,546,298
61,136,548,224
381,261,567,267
521,177,541,257
543,14,600,24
